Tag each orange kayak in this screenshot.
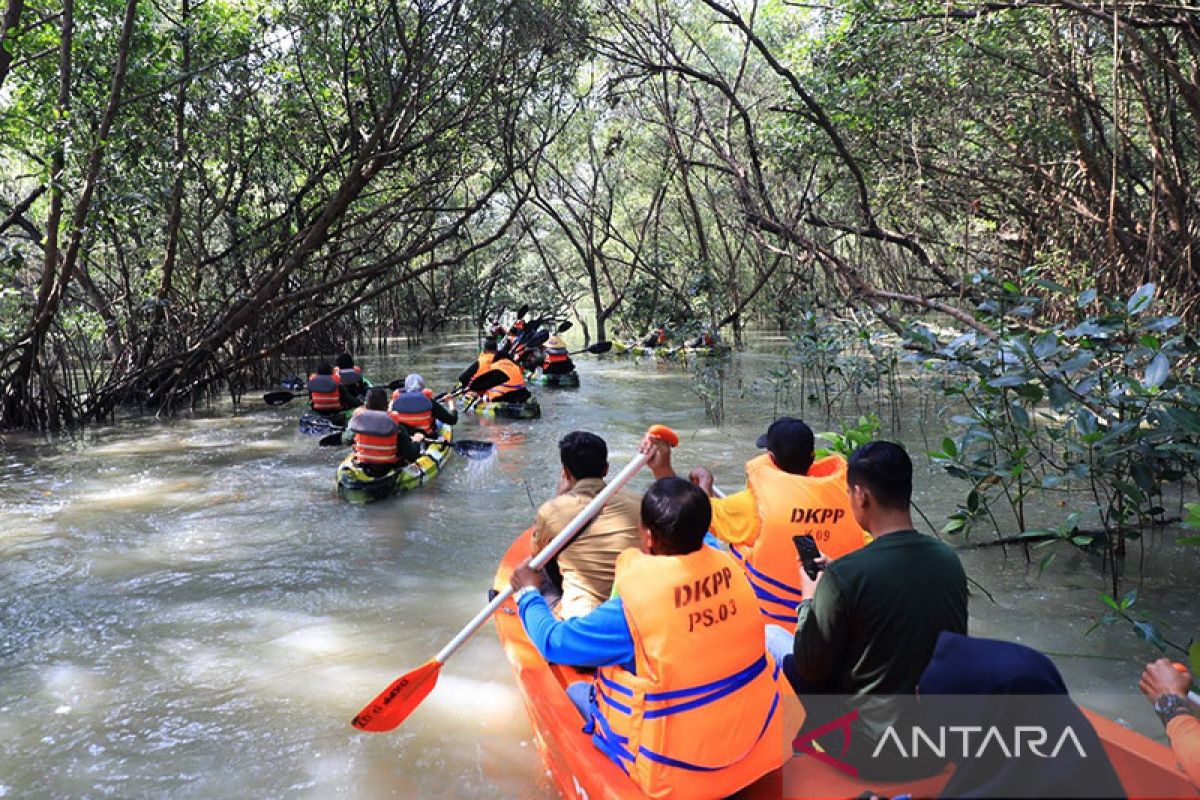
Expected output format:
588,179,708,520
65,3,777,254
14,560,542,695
492,528,1197,799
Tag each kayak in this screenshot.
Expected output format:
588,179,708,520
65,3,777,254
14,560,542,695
299,409,351,435
335,425,454,504
469,397,542,420
526,371,581,388
492,528,1196,799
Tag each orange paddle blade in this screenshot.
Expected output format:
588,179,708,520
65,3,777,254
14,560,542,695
351,660,442,733
646,423,679,447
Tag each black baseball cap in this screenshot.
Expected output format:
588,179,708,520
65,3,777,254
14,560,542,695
756,417,815,473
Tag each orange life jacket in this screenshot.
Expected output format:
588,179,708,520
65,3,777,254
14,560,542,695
476,352,495,374
389,390,434,434
307,373,343,412
484,358,526,400
348,409,400,464
543,346,570,367
590,547,788,799
732,453,867,632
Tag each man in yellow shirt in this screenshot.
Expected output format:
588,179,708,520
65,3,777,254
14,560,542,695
643,417,869,631
532,431,642,618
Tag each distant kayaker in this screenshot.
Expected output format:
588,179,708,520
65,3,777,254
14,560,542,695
639,326,668,347
389,374,457,436
509,477,789,798
457,337,498,388
529,432,641,618
538,335,575,376
306,362,354,415
644,416,869,632
341,387,421,476
767,441,968,780
1141,659,1200,788
476,353,530,403
334,352,368,403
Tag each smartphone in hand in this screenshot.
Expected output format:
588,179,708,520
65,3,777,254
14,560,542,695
793,534,824,580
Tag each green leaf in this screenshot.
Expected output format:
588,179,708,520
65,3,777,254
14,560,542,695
942,517,966,534
1100,593,1120,611
1127,283,1156,314
1071,535,1094,546
1177,535,1200,546
1037,552,1056,575
1120,588,1138,610
1142,353,1169,390
1132,620,1168,651
942,437,958,457
1077,287,1097,307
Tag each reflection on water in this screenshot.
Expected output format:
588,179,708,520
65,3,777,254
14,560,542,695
1,332,1197,797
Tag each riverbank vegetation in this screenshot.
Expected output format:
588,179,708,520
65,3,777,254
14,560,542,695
2,1,1197,656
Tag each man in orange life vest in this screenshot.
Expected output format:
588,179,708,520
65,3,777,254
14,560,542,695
645,417,869,633
306,362,354,416
340,387,421,476
333,352,368,403
389,373,458,436
538,335,575,376
476,353,530,403
510,477,790,799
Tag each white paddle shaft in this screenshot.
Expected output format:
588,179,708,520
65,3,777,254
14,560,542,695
434,451,650,664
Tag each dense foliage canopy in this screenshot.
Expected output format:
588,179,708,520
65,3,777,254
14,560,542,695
2,0,1199,428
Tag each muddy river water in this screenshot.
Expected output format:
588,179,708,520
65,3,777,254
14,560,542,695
1,332,1196,797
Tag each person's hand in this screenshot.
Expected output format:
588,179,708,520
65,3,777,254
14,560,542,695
689,466,715,495
639,434,675,479
447,397,456,410
1140,659,1192,702
799,554,829,599
510,563,541,593
412,432,426,444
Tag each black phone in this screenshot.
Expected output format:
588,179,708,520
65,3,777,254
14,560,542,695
793,534,824,580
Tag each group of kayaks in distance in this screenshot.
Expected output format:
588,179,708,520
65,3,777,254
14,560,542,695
262,308,606,504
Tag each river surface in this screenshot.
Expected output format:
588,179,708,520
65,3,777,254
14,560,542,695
1,331,1197,797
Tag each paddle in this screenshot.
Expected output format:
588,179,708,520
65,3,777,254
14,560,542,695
322,429,497,460
351,423,681,733
568,341,612,356
264,390,302,405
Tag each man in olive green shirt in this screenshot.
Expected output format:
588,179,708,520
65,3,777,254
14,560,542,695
766,441,968,780
532,431,642,618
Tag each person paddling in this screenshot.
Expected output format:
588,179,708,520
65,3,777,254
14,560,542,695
307,362,354,416
509,477,789,798
389,374,457,436
538,335,576,376
334,352,368,403
644,416,869,632
341,387,421,477
475,353,530,403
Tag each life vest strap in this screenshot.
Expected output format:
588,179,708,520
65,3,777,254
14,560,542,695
589,697,635,773
594,685,633,715
635,690,780,773
730,544,804,599
642,656,768,720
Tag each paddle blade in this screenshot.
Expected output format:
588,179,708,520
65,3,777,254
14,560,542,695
557,320,573,333
515,304,529,320
588,341,613,354
647,424,679,447
280,375,305,391
467,369,508,394
452,440,496,460
263,391,297,405
318,431,344,447
352,660,442,733
387,378,404,391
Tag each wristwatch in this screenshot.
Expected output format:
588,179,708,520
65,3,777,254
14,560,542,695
513,585,539,603
1153,693,1191,726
